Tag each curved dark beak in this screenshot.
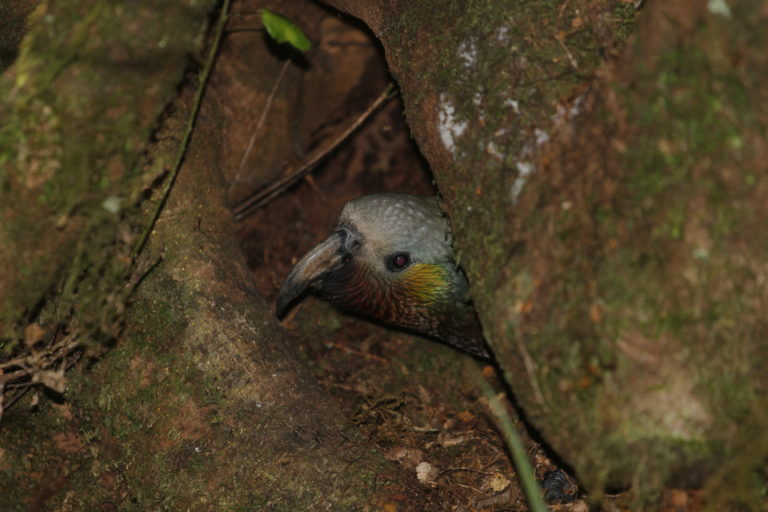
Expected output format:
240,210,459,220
275,231,344,317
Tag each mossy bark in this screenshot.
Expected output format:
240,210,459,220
0,0,214,340
1,1,403,509
323,0,768,504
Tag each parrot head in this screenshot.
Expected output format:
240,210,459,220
276,193,490,359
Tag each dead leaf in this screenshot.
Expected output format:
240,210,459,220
439,434,466,447
0,448,8,472
481,366,495,379
571,500,589,512
663,489,689,508
589,303,602,323
34,369,67,393
53,432,83,453
24,323,46,347
416,461,438,485
384,446,424,468
489,472,511,492
417,385,431,405
51,402,73,420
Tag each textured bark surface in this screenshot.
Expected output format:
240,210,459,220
322,0,768,501
3,0,767,508
0,0,215,339
0,1,402,509
2,91,391,509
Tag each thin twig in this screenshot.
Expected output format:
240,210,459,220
477,488,513,508
440,467,493,476
131,0,232,260
556,35,578,70
327,342,390,365
1,387,33,417
515,327,547,408
234,59,291,184
0,370,26,385
6,381,39,391
0,330,81,421
0,331,79,371
233,84,396,221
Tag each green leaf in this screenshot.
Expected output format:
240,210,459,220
261,9,311,52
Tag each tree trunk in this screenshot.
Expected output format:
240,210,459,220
0,1,409,509
3,0,767,508
323,0,768,502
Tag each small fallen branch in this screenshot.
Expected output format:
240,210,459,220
0,329,82,421
232,84,396,221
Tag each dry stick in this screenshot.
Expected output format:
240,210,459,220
233,59,291,185
0,331,79,372
233,84,396,221
0,330,81,421
327,342,389,365
516,331,547,408
0,370,27,385
132,0,231,260
1,386,34,420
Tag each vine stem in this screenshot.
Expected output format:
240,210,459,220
132,0,231,260
476,369,548,512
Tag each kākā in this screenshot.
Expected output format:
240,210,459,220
276,193,490,359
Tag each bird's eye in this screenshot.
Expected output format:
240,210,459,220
389,253,410,271
342,254,351,264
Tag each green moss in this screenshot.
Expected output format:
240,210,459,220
0,0,217,359
381,0,765,503
542,5,768,501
